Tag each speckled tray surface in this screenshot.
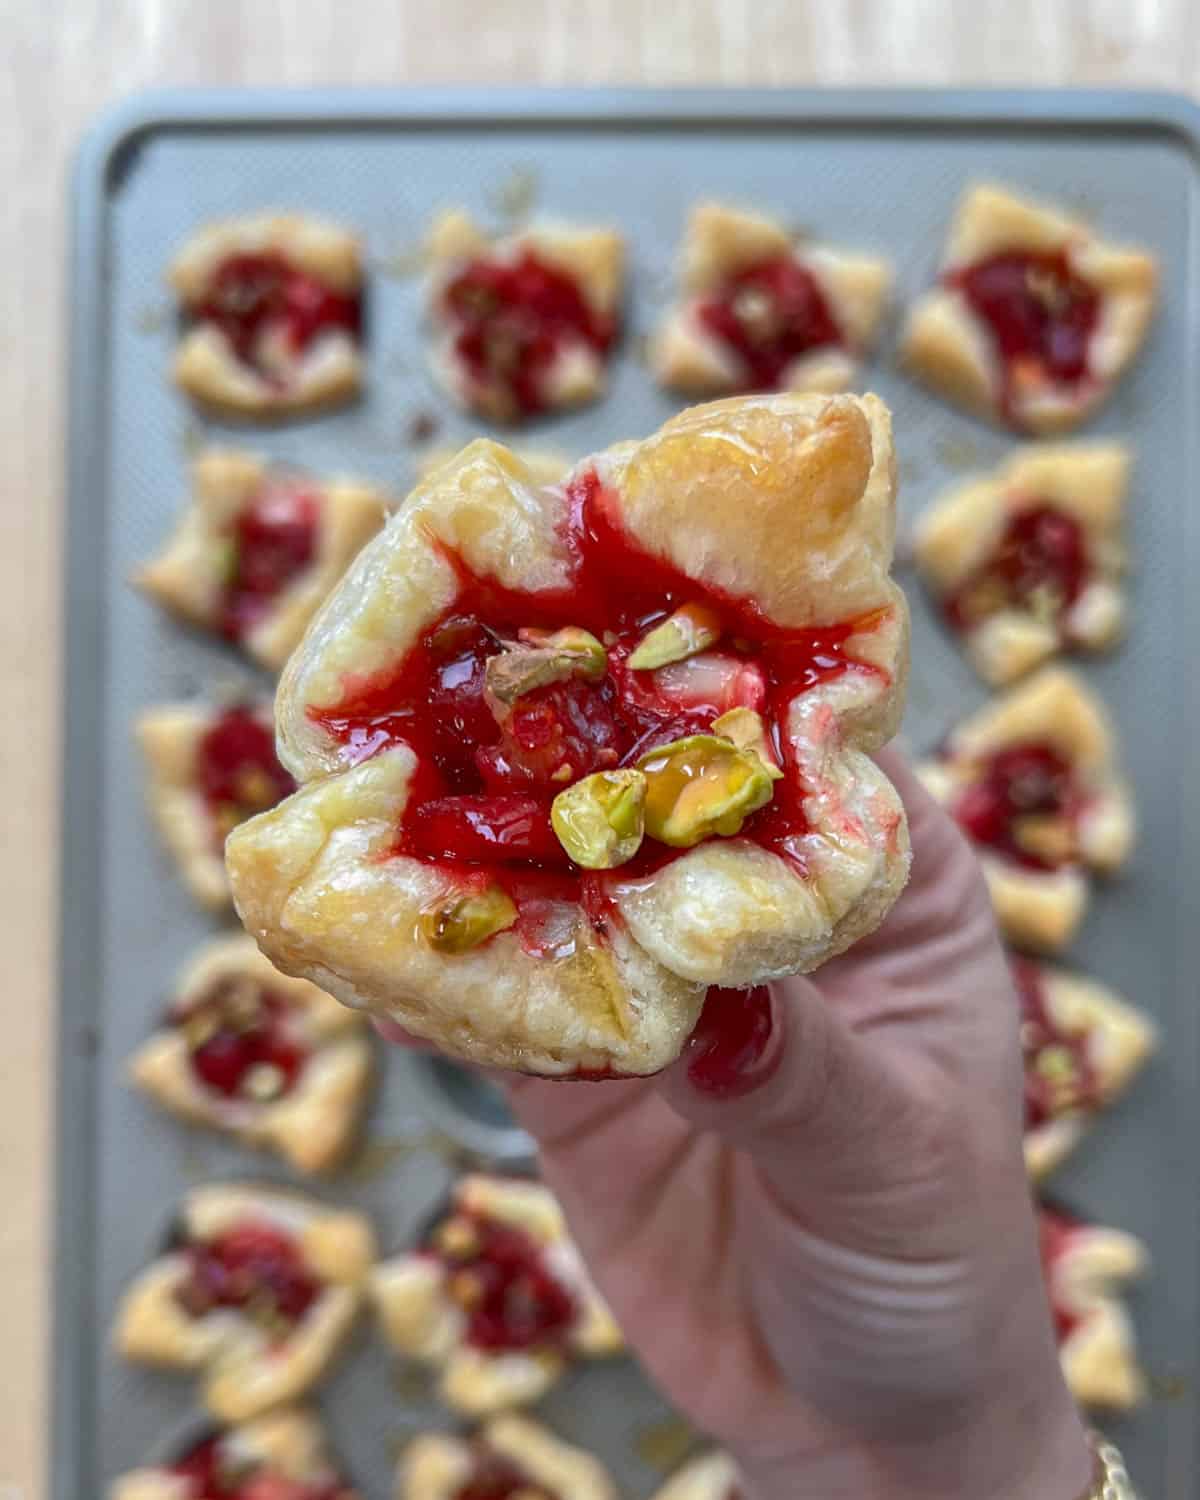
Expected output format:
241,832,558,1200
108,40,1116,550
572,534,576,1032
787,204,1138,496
59,88,1200,1499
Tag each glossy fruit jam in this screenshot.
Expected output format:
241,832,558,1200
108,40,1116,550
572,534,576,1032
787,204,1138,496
197,705,297,843
1012,958,1098,1129
697,253,842,390
431,1207,577,1353
945,504,1089,634
173,975,307,1102
456,1448,554,1500
310,469,887,938
441,249,615,417
221,484,320,641
951,742,1079,871
949,250,1099,414
175,1219,319,1332
1038,1206,1083,1343
195,253,361,376
171,1434,350,1500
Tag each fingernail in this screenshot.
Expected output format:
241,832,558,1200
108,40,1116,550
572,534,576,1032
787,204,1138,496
684,985,778,1098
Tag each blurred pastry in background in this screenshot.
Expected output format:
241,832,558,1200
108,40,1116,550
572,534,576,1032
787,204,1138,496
169,213,364,417
426,209,623,424
914,442,1129,684
649,1452,742,1500
398,1415,615,1500
901,182,1157,433
649,201,891,396
919,668,1134,952
129,933,372,1175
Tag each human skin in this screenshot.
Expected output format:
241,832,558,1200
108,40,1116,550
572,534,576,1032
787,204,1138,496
387,750,1094,1500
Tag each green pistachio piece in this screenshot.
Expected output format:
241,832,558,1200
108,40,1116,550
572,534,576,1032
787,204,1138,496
551,769,647,869
419,885,518,954
637,734,774,848
518,626,608,680
711,707,784,781
627,604,722,670
485,627,608,708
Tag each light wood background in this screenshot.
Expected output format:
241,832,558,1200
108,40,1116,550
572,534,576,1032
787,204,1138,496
5,1,1199,1494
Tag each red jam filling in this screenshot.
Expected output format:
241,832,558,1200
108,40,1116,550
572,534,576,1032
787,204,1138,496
1038,1207,1083,1343
309,470,885,940
684,985,777,1098
197,706,296,842
195,253,361,376
456,1449,554,1500
432,1208,577,1354
949,250,1099,414
697,254,842,390
1012,958,1099,1130
173,975,307,1101
440,249,615,417
945,504,1089,635
951,742,1078,871
221,485,320,641
175,1219,319,1332
171,1434,350,1500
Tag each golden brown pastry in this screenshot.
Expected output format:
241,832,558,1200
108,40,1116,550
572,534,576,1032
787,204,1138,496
128,933,372,1174
1039,1206,1147,1411
399,1416,615,1500
113,1183,374,1422
651,201,891,396
226,394,911,1076
169,213,364,417
370,1174,622,1415
901,183,1157,433
136,449,385,673
914,443,1129,684
1012,954,1155,1182
918,669,1133,953
650,1452,742,1500
426,209,623,423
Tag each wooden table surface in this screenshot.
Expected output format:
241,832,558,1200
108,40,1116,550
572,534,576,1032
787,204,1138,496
5,1,1199,1493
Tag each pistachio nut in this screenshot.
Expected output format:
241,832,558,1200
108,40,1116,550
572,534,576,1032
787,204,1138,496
627,603,722,671
637,734,775,848
419,884,518,954
711,706,784,781
485,627,608,708
551,769,646,869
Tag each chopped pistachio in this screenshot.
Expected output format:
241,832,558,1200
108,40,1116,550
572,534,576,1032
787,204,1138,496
551,769,647,869
485,627,607,708
419,885,518,954
242,1062,287,1102
628,603,722,671
711,707,783,781
637,734,774,848
518,626,608,679
1035,1045,1079,1084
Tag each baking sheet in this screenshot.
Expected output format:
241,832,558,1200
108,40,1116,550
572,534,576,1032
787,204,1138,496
59,87,1200,1498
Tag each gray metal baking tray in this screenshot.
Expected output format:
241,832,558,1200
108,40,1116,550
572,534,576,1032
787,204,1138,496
59,87,1200,1499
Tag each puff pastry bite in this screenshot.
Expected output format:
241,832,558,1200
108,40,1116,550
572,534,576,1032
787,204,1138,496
113,1184,374,1422
919,669,1133,953
914,443,1130,684
901,183,1157,433
110,1408,358,1500
226,394,911,1076
169,213,364,417
129,934,372,1174
650,202,891,397
426,209,623,423
650,1452,742,1500
370,1174,622,1415
1039,1206,1147,1411
1013,955,1155,1182
139,701,296,910
399,1416,615,1500
136,450,385,673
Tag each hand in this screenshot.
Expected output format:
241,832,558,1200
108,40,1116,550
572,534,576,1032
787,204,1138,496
503,751,1092,1500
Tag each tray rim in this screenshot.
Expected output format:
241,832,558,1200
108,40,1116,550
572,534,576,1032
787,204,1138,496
58,84,1200,1499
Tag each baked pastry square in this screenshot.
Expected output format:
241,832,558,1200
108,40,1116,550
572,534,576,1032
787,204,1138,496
1039,1206,1147,1412
138,700,296,910
370,1174,622,1415
900,183,1157,433
399,1416,614,1500
919,668,1133,953
136,449,386,673
1013,955,1156,1182
129,933,372,1174
426,209,623,423
226,394,911,1077
169,213,364,417
110,1408,358,1500
651,1453,742,1500
914,443,1129,685
650,202,891,397
113,1183,374,1423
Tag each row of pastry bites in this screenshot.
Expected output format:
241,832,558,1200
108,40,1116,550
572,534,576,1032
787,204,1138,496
167,184,1156,433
